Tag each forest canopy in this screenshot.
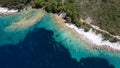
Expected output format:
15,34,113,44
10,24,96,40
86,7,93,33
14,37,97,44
0,0,120,41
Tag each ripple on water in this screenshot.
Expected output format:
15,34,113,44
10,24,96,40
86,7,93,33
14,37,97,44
0,10,119,68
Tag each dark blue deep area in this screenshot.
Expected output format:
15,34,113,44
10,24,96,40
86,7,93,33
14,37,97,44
0,28,115,68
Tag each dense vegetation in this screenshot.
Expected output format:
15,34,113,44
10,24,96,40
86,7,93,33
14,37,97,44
0,0,32,9
80,0,120,42
80,0,120,36
0,0,120,42
33,0,81,24
0,0,81,24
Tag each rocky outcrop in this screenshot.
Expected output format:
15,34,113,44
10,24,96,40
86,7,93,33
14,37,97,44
0,7,18,16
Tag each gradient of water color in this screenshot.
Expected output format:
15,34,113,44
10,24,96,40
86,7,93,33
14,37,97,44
0,9,119,68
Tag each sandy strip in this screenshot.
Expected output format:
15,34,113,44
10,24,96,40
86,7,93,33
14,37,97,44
5,9,44,29
52,14,120,53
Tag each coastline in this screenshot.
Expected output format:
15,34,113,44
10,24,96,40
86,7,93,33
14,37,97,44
0,9,45,46
1,7,120,52
5,9,44,28
52,13,120,53
1,8,120,68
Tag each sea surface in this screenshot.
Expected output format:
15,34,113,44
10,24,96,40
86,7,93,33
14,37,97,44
0,9,119,68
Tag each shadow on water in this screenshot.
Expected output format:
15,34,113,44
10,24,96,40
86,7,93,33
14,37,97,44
0,28,115,68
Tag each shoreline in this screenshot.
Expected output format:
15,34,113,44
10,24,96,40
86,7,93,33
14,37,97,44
0,9,45,46
52,14,120,53
1,8,120,53
4,9,45,31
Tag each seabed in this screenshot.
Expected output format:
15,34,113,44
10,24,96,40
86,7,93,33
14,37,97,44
0,9,120,68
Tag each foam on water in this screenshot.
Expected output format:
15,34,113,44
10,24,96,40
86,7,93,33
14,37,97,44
0,10,120,68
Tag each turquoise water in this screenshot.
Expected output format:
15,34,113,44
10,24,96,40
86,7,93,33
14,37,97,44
0,9,41,45
0,10,120,68
36,13,120,68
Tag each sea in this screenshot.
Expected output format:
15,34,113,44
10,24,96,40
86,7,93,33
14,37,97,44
0,9,119,68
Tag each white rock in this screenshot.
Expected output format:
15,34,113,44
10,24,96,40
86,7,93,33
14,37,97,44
0,7,18,15
66,23,120,50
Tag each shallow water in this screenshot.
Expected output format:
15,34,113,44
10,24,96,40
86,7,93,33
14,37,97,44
0,10,119,68
36,13,120,68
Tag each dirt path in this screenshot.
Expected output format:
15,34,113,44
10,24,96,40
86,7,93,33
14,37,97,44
80,17,120,40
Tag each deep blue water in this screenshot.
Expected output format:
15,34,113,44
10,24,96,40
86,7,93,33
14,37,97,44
0,27,115,68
